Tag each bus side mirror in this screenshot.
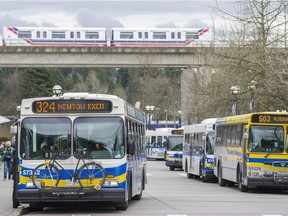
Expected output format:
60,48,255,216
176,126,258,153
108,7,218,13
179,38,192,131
10,125,17,134
127,140,136,155
243,132,248,139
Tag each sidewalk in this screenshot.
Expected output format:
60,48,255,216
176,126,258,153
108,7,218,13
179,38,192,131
0,163,23,216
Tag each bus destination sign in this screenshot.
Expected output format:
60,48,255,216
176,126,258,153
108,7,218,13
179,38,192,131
32,99,112,113
251,114,288,124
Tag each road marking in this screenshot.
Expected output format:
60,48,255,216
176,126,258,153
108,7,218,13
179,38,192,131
178,173,186,176
72,215,91,216
167,214,187,216
262,215,283,216
147,173,152,176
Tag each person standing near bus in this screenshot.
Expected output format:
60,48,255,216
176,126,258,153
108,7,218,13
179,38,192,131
3,141,14,180
0,142,4,170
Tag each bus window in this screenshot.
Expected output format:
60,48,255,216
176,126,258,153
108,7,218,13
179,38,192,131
206,132,215,154
248,126,284,153
151,136,157,146
157,136,163,147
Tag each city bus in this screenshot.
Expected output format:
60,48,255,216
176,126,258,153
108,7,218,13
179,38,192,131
10,92,146,210
183,118,216,181
165,129,184,170
145,128,171,160
214,111,288,192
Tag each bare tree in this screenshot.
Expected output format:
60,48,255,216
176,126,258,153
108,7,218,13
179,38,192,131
209,0,288,115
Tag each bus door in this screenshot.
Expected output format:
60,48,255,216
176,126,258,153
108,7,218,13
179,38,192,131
150,136,157,158
133,126,142,195
201,133,207,173
242,124,248,180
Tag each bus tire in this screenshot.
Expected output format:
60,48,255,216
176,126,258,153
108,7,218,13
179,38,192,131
170,167,175,171
29,203,43,212
115,200,128,210
132,171,143,200
238,170,248,192
12,178,19,208
132,190,142,200
128,174,132,201
200,163,207,182
218,165,226,187
186,162,193,179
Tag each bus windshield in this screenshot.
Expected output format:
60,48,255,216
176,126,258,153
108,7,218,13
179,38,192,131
206,132,215,154
74,117,125,159
248,126,284,153
167,136,183,151
20,117,71,160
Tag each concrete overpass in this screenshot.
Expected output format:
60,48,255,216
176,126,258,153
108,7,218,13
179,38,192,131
0,46,212,68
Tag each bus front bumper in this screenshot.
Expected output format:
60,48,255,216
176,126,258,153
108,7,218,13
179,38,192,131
247,175,288,188
16,188,126,203
165,160,182,168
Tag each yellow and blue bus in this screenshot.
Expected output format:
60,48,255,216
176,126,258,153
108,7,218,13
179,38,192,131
165,129,184,170
214,112,288,192
11,92,146,210
183,118,216,182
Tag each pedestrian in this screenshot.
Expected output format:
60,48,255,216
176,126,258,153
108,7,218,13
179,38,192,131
3,141,15,181
0,142,4,170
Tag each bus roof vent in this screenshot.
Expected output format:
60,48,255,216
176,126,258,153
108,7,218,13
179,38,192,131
62,92,89,99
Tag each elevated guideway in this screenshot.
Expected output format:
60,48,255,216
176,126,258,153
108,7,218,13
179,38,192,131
0,46,212,68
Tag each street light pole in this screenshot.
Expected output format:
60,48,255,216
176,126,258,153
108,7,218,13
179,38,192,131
177,110,182,128
230,86,240,115
164,110,168,127
248,80,257,113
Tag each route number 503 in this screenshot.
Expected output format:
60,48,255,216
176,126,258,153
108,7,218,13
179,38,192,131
259,115,270,123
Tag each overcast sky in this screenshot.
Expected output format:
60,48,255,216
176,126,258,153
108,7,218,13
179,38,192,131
0,0,238,31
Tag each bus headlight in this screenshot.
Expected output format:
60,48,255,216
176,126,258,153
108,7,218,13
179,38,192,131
103,180,118,187
26,180,41,188
261,171,274,177
206,158,214,163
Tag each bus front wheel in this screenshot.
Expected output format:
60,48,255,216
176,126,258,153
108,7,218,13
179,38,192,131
237,171,248,192
115,200,128,210
218,165,226,187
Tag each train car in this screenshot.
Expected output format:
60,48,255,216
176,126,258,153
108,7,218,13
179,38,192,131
2,27,107,46
110,27,209,47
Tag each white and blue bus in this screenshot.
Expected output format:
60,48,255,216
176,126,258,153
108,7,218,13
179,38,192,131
11,92,146,210
145,128,170,160
182,118,216,181
165,129,184,170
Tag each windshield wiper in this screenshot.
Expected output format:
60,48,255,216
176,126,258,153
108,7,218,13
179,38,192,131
264,152,271,158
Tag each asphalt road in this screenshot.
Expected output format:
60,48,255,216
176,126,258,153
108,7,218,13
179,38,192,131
1,160,288,216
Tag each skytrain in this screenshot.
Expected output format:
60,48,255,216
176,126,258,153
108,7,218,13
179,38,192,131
1,26,209,47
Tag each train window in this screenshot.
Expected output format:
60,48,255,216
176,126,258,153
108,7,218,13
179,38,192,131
144,32,148,39
153,32,166,39
43,31,47,38
171,32,175,39
186,32,199,40
36,31,40,38
52,31,65,39
18,31,32,39
120,32,133,39
77,32,81,39
177,32,181,39
85,32,99,39
138,32,142,39
70,32,74,39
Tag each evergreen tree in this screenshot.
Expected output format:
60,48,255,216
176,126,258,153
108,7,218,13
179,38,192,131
20,68,64,98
